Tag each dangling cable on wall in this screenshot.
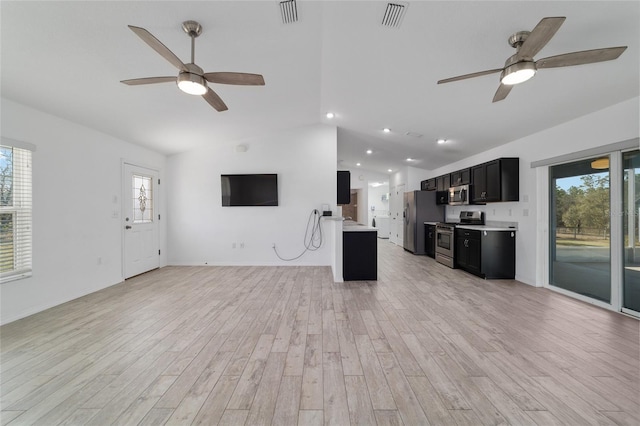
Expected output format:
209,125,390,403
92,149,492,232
273,209,324,261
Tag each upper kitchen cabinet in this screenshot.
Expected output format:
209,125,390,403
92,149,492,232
471,158,519,204
337,170,351,205
421,178,437,191
450,168,471,186
436,174,451,192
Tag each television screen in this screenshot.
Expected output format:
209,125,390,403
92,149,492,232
221,174,278,206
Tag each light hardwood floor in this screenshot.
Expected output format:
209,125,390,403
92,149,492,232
1,241,639,425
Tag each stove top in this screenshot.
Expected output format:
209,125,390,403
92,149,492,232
437,211,485,228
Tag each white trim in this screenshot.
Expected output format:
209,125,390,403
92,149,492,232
531,137,639,168
609,151,623,311
545,283,615,312
621,307,640,318
0,137,36,152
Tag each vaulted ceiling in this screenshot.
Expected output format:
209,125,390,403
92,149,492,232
2,1,638,174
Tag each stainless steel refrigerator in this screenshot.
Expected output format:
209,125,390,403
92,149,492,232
403,191,445,254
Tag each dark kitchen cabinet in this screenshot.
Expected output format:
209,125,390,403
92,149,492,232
421,178,437,191
471,158,519,203
455,228,516,279
337,170,351,205
343,230,377,280
450,168,471,186
456,229,481,276
436,174,451,192
425,224,436,258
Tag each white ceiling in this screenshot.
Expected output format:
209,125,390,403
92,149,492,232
2,1,638,174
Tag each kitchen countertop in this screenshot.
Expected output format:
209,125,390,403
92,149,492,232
344,225,378,232
424,221,438,226
456,224,517,231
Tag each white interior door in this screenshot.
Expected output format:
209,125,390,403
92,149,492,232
123,163,159,279
395,183,405,246
389,183,405,246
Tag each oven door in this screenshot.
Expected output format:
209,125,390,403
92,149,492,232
435,228,453,257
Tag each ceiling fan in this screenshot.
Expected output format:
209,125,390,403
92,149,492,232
437,17,627,102
121,20,265,112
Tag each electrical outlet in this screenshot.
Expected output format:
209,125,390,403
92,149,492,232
508,209,512,216
97,257,102,265
272,243,276,248
523,209,529,217
240,242,244,249
232,243,236,249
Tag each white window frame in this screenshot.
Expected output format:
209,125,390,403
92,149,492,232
0,138,34,284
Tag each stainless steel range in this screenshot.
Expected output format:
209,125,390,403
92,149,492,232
435,211,484,268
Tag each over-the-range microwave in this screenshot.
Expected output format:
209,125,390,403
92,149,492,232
449,184,471,205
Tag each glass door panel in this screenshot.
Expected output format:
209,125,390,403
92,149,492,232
550,157,611,303
623,150,640,313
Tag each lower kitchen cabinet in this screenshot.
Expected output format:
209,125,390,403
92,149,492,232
343,230,377,280
455,228,515,279
425,224,436,258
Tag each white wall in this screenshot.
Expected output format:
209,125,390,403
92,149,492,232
0,98,167,324
425,97,640,287
166,124,337,266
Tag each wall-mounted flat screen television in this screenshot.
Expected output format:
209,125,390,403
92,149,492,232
221,174,278,206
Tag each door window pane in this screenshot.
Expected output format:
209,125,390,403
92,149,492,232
550,157,611,303
623,150,640,312
132,174,153,224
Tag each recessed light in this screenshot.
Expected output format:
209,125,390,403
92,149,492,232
437,138,446,144
326,112,335,119
388,169,393,173
383,128,391,133
406,158,413,162
366,149,372,154
356,163,361,166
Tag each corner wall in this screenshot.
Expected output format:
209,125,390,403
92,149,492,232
166,124,337,266
0,98,167,324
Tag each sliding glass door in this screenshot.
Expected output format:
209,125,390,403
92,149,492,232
623,150,640,314
549,148,640,316
550,157,611,303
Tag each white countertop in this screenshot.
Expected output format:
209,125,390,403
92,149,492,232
344,225,378,232
424,221,438,226
456,225,517,231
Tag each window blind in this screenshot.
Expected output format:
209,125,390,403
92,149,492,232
1,142,33,283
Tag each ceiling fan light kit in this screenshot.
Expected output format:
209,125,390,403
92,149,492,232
437,16,627,102
121,20,265,112
500,61,536,85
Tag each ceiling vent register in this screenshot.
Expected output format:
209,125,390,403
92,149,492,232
279,0,298,24
381,2,408,28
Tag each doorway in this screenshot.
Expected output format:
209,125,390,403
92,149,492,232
122,163,159,279
550,157,611,302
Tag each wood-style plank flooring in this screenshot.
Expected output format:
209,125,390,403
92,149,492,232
1,240,639,425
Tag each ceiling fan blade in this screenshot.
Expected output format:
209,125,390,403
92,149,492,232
492,84,513,103
128,25,186,71
202,88,228,112
536,46,627,69
437,68,503,84
517,17,566,60
204,72,265,86
120,76,176,85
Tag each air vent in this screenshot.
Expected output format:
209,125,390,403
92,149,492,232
279,0,298,24
381,2,408,28
405,131,423,138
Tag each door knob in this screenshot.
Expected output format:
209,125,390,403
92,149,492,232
125,225,132,230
